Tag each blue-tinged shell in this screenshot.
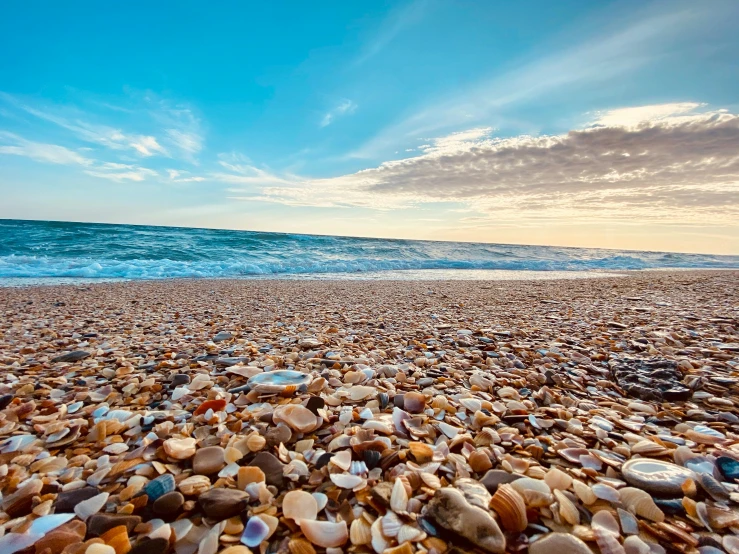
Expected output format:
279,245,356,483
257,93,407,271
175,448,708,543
716,456,739,481
144,474,176,502
241,516,270,547
247,370,312,394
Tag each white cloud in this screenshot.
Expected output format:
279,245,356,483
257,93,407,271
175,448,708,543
129,135,167,156
320,99,357,127
166,129,202,156
84,165,158,182
166,168,206,183
0,131,92,166
224,104,739,226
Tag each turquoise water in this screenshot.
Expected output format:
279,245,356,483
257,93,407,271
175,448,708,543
0,219,737,281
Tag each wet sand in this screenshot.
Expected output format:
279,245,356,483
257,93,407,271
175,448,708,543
0,271,738,554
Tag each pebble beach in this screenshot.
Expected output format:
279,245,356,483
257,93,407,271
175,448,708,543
1,270,738,554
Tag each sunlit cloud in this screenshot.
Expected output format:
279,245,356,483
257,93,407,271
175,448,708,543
0,131,92,166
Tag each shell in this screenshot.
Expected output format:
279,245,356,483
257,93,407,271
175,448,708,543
289,538,317,554
554,489,580,525
617,508,639,535
143,474,175,501
299,520,349,548
242,516,271,547
490,483,527,532
544,467,573,490
572,479,597,505
330,473,366,490
592,510,625,554
163,438,197,460
331,450,353,471
510,477,553,507
350,517,372,546
591,483,620,503
381,511,403,537
238,466,266,490
390,477,409,512
273,404,320,433
631,440,670,456
408,442,434,463
246,433,267,452
696,472,730,502
397,524,426,544
74,492,109,521
623,535,651,554
283,490,318,522
619,487,665,522
178,475,211,496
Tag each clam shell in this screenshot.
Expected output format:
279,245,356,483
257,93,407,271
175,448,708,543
490,483,527,532
619,487,665,522
299,520,348,548
696,473,730,502
350,517,372,546
273,404,320,433
289,538,317,554
617,508,639,535
544,467,572,490
554,489,580,525
247,370,312,394
330,473,366,490
572,479,597,505
631,440,669,456
178,475,212,496
509,477,553,508
283,490,318,522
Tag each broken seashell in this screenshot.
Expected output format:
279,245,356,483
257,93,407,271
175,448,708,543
283,490,318,522
299,520,348,548
619,487,665,522
490,483,527,532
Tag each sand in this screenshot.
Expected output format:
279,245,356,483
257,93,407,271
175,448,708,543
0,270,738,554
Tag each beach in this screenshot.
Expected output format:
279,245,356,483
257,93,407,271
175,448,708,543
1,270,739,553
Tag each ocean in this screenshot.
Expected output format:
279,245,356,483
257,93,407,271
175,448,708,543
1,219,737,284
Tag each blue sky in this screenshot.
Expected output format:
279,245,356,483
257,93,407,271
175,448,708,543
1,0,739,253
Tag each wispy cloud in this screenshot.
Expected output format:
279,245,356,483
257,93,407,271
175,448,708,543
227,104,739,226
354,0,429,66
320,99,357,127
0,131,92,166
350,0,737,158
84,163,158,182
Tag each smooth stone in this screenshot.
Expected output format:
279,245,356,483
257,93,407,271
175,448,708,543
193,446,226,475
88,514,142,536
129,537,169,554
529,533,591,554
717,457,739,481
622,458,694,496
54,487,101,513
152,491,185,516
171,374,190,387
213,332,233,342
248,452,285,487
199,488,249,520
0,394,12,410
393,394,405,409
403,391,426,413
247,370,312,394
426,488,505,553
305,396,325,415
51,351,90,363
481,469,522,493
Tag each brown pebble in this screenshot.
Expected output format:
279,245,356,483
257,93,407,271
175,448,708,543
192,446,226,475
152,491,184,516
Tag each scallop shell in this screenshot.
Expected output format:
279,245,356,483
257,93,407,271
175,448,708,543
619,487,665,522
631,440,670,456
246,433,267,452
143,474,175,501
178,475,212,496
299,520,348,548
490,483,527,532
283,490,318,522
390,478,409,512
350,517,372,546
554,489,580,525
510,477,553,508
381,511,403,538
289,538,317,554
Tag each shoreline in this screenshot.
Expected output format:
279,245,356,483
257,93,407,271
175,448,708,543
0,270,738,553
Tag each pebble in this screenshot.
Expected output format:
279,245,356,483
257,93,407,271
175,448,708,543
152,491,185,516
198,488,250,520
249,452,285,487
88,514,142,536
128,537,169,554
192,445,226,475
54,487,101,513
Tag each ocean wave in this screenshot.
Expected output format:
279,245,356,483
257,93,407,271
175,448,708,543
1,220,738,280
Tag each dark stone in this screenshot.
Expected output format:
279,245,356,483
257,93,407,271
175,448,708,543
51,351,90,363
393,394,405,408
264,423,291,447
198,488,249,520
480,469,522,493
611,358,692,402
171,374,190,387
315,452,334,469
363,450,381,470
717,456,739,481
248,452,285,487
305,396,325,415
153,491,185,516
0,394,13,410
88,513,142,536
54,486,100,513
129,537,169,554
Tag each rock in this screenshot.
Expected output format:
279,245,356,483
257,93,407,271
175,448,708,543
171,374,190,387
54,487,101,513
193,446,226,475
0,394,13,410
403,391,426,413
529,533,591,554
152,491,184,516
393,394,405,409
426,488,505,553
199,488,249,520
248,452,285,487
51,351,90,363
305,396,325,415
129,537,169,554
264,423,292,447
213,331,233,342
481,470,522,493
622,458,694,496
717,457,739,481
88,514,142,536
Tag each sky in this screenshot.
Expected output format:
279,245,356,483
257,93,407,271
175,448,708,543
1,0,738,254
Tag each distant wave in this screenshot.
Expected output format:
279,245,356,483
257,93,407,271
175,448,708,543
0,219,737,280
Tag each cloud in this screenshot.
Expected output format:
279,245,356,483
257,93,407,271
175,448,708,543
351,0,738,158
0,131,92,166
320,99,357,127
228,104,739,226
129,135,167,156
84,163,158,182
166,168,206,183
354,0,429,66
